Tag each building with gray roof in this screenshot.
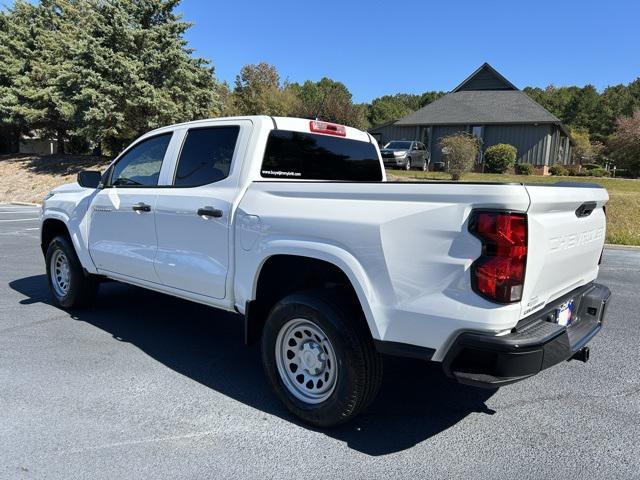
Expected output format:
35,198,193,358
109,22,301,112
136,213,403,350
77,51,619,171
370,63,573,173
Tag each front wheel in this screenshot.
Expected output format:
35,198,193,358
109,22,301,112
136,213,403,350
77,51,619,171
422,160,428,171
261,290,383,427
45,235,98,308
405,159,411,170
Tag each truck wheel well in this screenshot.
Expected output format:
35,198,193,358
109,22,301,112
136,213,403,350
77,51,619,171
245,255,365,345
41,219,70,256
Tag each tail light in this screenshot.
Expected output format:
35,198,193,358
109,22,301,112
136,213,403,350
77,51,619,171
309,120,346,137
469,211,527,303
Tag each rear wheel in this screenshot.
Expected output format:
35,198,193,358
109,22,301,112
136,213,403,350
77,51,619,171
261,290,383,427
275,318,338,404
45,235,98,308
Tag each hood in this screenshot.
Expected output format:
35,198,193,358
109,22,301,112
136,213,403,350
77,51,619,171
381,149,408,156
51,181,86,194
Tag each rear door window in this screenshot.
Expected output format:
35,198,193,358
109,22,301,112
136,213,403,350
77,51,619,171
261,130,382,181
174,126,240,187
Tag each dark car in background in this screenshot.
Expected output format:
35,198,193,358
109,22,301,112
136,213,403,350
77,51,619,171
380,140,429,171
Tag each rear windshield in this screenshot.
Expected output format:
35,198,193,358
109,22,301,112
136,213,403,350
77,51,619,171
261,130,382,181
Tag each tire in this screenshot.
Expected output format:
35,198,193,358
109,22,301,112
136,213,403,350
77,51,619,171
405,159,411,170
422,160,428,171
45,235,98,309
261,289,383,427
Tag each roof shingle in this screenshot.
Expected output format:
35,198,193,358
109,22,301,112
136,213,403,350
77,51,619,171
395,90,561,126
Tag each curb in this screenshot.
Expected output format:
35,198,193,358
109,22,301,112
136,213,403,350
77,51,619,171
604,243,640,251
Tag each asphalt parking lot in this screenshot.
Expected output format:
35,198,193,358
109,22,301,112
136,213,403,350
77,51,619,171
1,204,639,479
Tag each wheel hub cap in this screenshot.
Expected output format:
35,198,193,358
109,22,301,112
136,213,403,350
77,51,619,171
300,342,325,375
50,250,70,297
275,318,338,404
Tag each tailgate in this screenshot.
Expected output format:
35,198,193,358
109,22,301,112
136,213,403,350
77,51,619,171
521,182,609,317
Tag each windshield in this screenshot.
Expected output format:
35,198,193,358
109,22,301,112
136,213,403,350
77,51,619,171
384,141,412,150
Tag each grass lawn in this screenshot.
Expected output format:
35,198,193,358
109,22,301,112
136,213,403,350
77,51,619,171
388,169,640,246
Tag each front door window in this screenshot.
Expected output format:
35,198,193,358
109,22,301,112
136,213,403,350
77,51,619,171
109,134,172,187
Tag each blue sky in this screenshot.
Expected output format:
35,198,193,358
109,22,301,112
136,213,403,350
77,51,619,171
4,0,639,102
179,0,640,102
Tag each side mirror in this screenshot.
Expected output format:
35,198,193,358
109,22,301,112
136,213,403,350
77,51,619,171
77,170,102,189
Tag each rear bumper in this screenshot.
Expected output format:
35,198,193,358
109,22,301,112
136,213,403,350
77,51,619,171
442,282,611,388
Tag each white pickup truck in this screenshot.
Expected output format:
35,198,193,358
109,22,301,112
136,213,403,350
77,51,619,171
41,116,611,426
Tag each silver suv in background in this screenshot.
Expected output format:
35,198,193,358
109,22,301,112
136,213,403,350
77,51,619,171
380,140,429,171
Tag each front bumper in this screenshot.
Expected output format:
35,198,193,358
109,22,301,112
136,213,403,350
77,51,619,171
442,282,611,388
383,157,407,168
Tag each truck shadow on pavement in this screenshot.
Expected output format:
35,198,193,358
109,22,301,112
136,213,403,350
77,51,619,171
10,275,497,456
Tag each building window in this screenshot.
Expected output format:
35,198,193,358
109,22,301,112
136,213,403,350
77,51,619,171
471,126,483,164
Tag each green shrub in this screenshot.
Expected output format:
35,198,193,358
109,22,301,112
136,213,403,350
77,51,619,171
549,164,568,176
439,133,479,181
582,163,600,170
565,165,580,176
515,163,533,175
584,167,610,177
484,143,517,173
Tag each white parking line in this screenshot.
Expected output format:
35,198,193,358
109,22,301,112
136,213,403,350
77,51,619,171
0,218,40,222
0,205,40,209
0,207,40,213
0,211,41,214
0,230,40,237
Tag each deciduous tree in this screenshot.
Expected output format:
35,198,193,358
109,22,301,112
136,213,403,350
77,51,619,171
367,91,444,127
288,78,368,129
570,127,604,164
232,62,294,116
609,110,640,177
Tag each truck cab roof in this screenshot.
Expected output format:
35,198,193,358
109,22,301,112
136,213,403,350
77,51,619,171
145,116,373,144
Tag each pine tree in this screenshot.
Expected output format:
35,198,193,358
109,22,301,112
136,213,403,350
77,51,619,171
0,2,47,151
1,0,222,155
92,0,222,153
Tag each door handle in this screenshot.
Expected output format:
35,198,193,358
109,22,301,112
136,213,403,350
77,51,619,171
575,202,596,218
197,206,223,218
132,202,151,212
